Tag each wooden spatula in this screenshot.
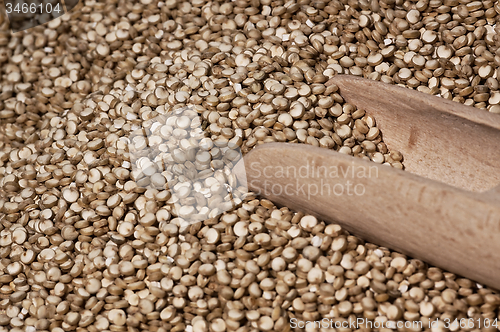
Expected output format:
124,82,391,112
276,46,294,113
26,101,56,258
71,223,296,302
234,75,500,290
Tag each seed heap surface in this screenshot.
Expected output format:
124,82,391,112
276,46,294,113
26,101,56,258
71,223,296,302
0,0,499,332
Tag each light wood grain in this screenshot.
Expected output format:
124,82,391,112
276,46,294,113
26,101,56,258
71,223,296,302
328,75,500,192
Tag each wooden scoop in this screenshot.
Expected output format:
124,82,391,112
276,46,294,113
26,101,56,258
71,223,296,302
234,75,500,290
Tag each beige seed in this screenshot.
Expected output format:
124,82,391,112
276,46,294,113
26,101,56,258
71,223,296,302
390,256,407,272
367,53,383,66
62,188,79,203
422,30,438,44
258,316,274,331
386,305,402,320
211,318,226,332
338,301,353,316
38,249,55,262
12,228,27,244
336,125,352,139
108,309,126,325
366,127,380,140
86,279,101,294
65,312,81,326
299,215,317,231
138,299,154,314
233,221,248,237
340,253,355,270
96,44,110,57
307,267,324,284
205,229,220,244
406,9,420,24
479,65,494,79
117,221,134,237
420,302,435,317
199,264,216,276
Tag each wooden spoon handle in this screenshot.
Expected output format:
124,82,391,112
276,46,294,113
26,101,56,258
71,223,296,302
484,185,500,203
236,143,500,290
